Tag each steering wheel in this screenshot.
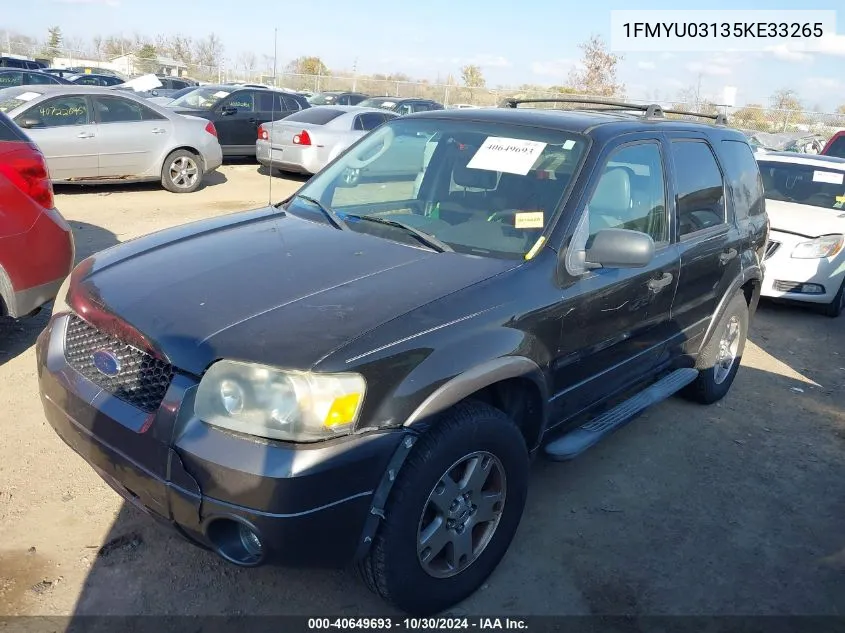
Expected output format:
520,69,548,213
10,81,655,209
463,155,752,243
347,127,395,169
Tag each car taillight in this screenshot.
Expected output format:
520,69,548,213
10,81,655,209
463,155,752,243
258,124,268,140
0,142,54,209
205,121,217,138
292,130,311,146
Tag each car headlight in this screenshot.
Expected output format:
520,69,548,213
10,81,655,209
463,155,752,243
51,274,72,316
194,359,366,442
791,234,844,259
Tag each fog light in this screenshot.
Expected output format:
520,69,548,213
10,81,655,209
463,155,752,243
239,524,263,557
801,283,825,294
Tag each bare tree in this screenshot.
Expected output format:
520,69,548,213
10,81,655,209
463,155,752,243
236,50,257,76
770,88,803,131
460,64,485,101
193,33,224,76
568,34,624,97
92,35,103,60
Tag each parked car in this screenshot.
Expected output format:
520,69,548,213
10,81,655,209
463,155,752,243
357,96,444,114
0,85,222,193
0,111,74,318
64,66,124,78
756,151,845,316
0,56,46,70
448,103,481,109
156,75,198,91
67,73,125,87
36,98,767,615
307,91,369,106
146,85,198,106
257,105,398,175
0,69,70,87
821,130,845,158
167,85,310,156
41,68,78,79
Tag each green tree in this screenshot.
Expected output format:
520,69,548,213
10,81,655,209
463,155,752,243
460,64,485,101
731,104,771,132
568,34,624,97
136,43,158,74
46,26,62,58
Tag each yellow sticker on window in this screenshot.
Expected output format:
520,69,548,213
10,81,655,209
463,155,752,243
837,195,845,203
514,211,544,229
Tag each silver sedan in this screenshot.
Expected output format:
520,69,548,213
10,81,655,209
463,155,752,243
0,85,223,193
256,106,398,175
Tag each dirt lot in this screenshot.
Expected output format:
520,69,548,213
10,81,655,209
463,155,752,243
1,163,844,617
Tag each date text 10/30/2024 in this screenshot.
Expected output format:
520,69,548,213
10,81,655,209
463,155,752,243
307,617,529,630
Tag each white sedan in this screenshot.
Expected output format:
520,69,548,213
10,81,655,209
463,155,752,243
756,152,845,317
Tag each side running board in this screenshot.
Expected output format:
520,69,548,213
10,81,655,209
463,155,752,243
544,368,699,461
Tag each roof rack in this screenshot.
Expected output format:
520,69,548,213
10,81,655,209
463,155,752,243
498,97,728,126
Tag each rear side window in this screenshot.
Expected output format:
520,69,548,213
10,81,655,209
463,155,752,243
0,111,27,141
354,112,388,131
26,72,57,85
718,140,765,219
95,95,165,122
670,140,726,237
284,108,345,125
825,135,845,159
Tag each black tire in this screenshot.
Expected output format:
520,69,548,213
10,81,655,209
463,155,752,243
820,280,845,318
161,149,204,193
682,293,748,404
359,400,529,615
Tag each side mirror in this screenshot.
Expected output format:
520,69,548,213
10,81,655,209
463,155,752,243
18,117,43,129
585,228,655,268
220,105,237,116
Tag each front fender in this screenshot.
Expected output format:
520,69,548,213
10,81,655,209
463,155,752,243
698,264,762,356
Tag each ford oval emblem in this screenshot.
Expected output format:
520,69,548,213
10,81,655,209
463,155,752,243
92,350,121,377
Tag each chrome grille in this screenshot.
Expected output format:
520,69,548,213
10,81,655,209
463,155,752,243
63,315,173,413
764,241,781,260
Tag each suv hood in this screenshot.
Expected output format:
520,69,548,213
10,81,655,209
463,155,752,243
77,208,516,376
766,199,845,237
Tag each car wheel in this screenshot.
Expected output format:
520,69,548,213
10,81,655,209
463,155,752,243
161,149,204,193
820,280,845,318
682,293,749,405
359,400,529,615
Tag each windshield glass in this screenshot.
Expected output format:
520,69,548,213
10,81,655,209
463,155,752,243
308,93,338,105
758,159,845,210
0,88,41,113
286,118,588,259
358,98,395,109
169,87,230,110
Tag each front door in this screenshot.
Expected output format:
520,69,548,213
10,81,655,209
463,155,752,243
550,137,680,424
92,95,172,178
16,94,98,181
215,89,261,154
663,134,740,352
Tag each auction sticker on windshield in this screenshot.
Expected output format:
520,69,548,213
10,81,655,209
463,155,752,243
514,211,544,228
467,137,547,175
813,170,844,185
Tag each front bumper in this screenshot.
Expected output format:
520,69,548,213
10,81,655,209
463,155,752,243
760,230,845,304
36,315,406,567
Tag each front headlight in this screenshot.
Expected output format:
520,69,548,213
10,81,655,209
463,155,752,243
791,234,844,259
51,274,72,316
194,359,366,442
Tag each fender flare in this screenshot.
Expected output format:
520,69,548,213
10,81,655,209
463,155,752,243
402,355,549,431
697,265,762,356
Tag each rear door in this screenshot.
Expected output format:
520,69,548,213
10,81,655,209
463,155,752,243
14,94,98,180
92,94,172,178
664,133,741,353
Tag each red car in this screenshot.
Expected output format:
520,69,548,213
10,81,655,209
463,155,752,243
0,111,74,318
821,130,845,158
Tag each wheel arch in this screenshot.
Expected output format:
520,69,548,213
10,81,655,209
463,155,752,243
162,145,204,169
698,265,761,357
403,356,549,451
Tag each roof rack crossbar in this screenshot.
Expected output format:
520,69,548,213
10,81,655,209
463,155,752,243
499,97,727,125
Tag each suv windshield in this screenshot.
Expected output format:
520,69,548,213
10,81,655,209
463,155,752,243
308,93,340,105
758,159,845,210
286,118,588,259
169,87,231,110
358,98,395,110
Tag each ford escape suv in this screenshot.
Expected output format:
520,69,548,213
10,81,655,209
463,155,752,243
36,98,768,615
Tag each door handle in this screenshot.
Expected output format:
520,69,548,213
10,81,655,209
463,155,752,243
151,128,166,134
647,272,673,292
719,248,738,265
76,132,94,139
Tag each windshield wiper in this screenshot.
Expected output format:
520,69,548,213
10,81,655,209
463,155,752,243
344,214,453,253
295,195,348,231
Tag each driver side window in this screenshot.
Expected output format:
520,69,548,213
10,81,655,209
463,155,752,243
222,91,256,112
587,142,668,244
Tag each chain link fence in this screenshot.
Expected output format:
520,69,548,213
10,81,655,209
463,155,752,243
6,42,845,144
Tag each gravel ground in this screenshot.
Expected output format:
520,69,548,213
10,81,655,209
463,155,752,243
1,163,843,618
